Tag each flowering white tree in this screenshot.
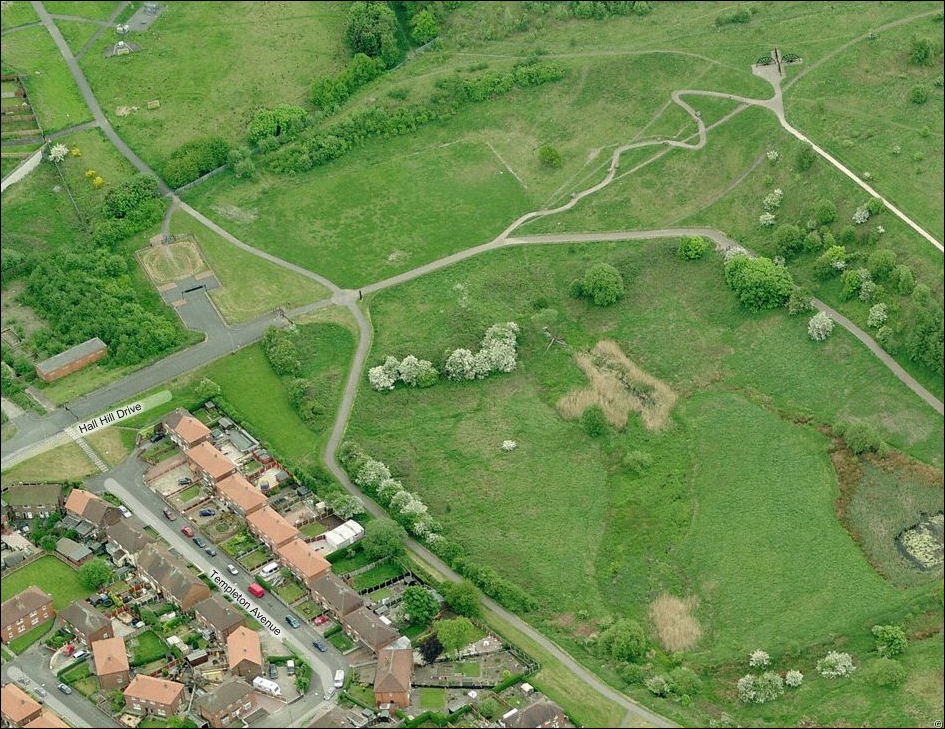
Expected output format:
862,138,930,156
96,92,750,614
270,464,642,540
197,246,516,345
875,225,885,235
723,245,750,263
736,675,756,703
766,150,779,162
397,355,437,387
326,492,364,519
355,458,391,489
852,205,870,224
808,311,835,341
737,672,784,704
749,649,771,668
48,143,69,163
759,212,776,227
445,348,477,380
785,670,804,688
445,322,520,381
368,364,396,391
859,279,877,302
377,477,404,504
762,188,784,211
817,651,855,678
501,440,517,451
398,492,428,518
867,303,888,328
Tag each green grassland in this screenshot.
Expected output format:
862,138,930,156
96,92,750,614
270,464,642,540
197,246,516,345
54,19,101,55
786,16,945,241
45,1,117,20
0,555,93,608
0,160,82,256
1,439,97,485
78,1,349,167
167,211,330,323
1,2,37,30
0,25,92,132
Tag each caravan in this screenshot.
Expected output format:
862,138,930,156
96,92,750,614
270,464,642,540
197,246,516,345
259,561,280,578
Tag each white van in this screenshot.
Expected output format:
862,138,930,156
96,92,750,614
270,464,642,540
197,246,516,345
333,669,345,689
259,562,280,578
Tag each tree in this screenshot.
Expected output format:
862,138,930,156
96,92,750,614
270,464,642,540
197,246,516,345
867,249,896,279
345,1,399,67
362,519,407,561
326,492,365,519
194,377,221,401
906,296,944,375
477,697,502,720
419,633,443,662
402,586,439,625
909,36,933,66
724,255,794,311
40,535,57,552
677,235,709,260
434,617,479,655
538,144,562,168
441,580,480,617
815,198,837,225
872,624,907,658
794,142,817,171
864,657,907,687
773,224,803,259
844,422,881,454
409,8,439,44
582,263,624,306
581,404,608,437
78,558,114,591
597,619,648,663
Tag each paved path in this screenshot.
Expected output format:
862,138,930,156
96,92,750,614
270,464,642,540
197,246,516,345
76,0,130,59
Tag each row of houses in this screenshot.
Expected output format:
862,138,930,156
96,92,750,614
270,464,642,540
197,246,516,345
0,684,69,728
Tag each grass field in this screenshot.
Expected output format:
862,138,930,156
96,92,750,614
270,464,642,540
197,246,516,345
78,1,349,167
46,1,117,20
1,1,37,29
138,238,209,286
0,555,92,608
274,579,306,604
54,19,100,54
0,25,92,132
131,630,167,665
7,619,54,654
86,426,134,467
167,210,329,323
786,17,945,242
350,561,405,592
0,440,96,485
419,687,445,711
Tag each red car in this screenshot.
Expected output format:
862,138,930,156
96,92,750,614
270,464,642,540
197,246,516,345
313,614,329,626
180,526,194,537
247,583,265,598
63,644,75,657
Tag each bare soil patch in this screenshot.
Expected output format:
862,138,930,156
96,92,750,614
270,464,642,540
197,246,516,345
138,237,209,286
557,340,677,430
211,203,257,224
649,593,702,652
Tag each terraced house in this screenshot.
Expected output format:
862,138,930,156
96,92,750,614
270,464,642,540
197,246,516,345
186,441,236,485
277,537,330,588
310,571,363,619
2,483,63,519
215,472,266,516
1,683,42,727
194,593,245,641
137,542,211,611
162,408,211,449
246,505,299,550
0,586,54,644
226,625,263,679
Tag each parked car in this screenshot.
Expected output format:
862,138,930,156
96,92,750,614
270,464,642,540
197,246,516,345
312,640,327,652
333,669,345,689
57,683,73,695
285,615,301,629
287,660,296,675
205,546,217,557
247,583,265,598
119,506,132,518
16,676,30,686
268,664,278,679
64,644,75,657
181,526,194,537
193,536,206,548
35,687,47,697
163,508,177,521
313,614,329,626
198,508,215,517
149,432,163,443
19,524,29,534
72,650,88,660
132,620,145,629
178,477,193,485
226,564,239,576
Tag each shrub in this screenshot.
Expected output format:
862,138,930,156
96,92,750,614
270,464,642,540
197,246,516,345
866,197,886,215
762,188,784,211
859,279,876,302
774,224,803,259
808,311,835,341
864,657,907,687
311,53,386,112
814,246,847,278
803,230,823,252
597,619,648,663
840,268,871,301
784,669,803,687
844,422,881,454
794,142,817,171
581,404,608,437
248,104,308,144
867,303,888,328
724,255,794,311
538,144,562,168
872,624,907,658
715,7,752,25
678,235,709,260
748,649,771,668
164,137,230,188
409,7,439,44
788,287,815,316
345,0,399,66
837,225,858,246
477,697,502,720
815,199,837,225
568,279,584,298
759,212,776,227
867,249,896,279
645,675,672,696
362,519,407,560
909,36,933,66
909,85,928,104
669,666,702,696
582,263,624,306
737,672,784,704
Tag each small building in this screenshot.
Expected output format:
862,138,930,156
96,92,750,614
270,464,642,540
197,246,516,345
186,442,236,485
373,647,413,708
64,489,120,533
123,675,186,718
161,408,211,449
322,519,365,553
186,648,209,666
107,519,155,566
197,678,256,728
246,506,299,550
137,543,211,611
34,337,107,383
227,426,258,454
22,710,70,728
0,683,42,727
55,536,93,566
194,594,245,642
343,607,400,654
3,483,63,519
227,626,263,679
499,700,568,729
310,572,363,619
92,636,130,690
58,600,112,645
277,538,330,588
215,473,266,516
1,586,54,644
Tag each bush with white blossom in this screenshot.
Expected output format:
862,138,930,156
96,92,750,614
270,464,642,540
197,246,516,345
501,440,517,451
759,212,776,227
817,651,855,678
445,322,519,381
852,205,870,225
355,459,391,489
749,649,771,668
867,303,888,328
762,188,784,211
808,311,835,341
48,143,69,163
723,245,751,263
368,354,437,391
766,149,779,162
784,670,804,688
859,279,876,302
737,672,784,704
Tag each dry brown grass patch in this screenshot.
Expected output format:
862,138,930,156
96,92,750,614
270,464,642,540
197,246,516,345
557,340,677,430
138,236,209,285
649,594,702,652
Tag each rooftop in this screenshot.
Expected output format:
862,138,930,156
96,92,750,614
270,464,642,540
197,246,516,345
92,636,130,676
3,483,62,506
59,600,110,636
109,519,155,556
247,505,299,545
227,626,262,669
55,537,92,563
216,473,267,513
278,538,330,581
1,586,52,625
1,683,42,723
196,678,253,715
374,647,413,694
163,408,211,445
186,441,236,480
23,710,70,728
344,607,400,651
311,572,363,616
123,675,185,705
194,594,244,634
35,337,106,376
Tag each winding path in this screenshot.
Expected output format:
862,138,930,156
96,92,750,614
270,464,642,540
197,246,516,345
9,5,944,726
